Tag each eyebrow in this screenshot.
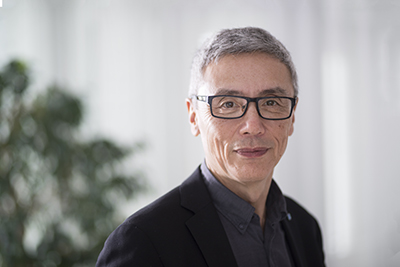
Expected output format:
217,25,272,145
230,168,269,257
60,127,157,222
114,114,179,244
214,87,290,97
214,89,242,95
258,87,290,96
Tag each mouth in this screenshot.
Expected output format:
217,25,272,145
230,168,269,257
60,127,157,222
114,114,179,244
234,147,268,158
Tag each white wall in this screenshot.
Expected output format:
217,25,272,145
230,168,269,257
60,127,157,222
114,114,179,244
1,0,399,266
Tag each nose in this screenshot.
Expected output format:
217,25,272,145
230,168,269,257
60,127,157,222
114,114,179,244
239,102,265,136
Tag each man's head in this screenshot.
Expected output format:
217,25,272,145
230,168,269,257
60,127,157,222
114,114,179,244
189,27,298,98
186,27,298,195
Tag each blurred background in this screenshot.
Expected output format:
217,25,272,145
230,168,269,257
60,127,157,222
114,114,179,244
1,0,399,266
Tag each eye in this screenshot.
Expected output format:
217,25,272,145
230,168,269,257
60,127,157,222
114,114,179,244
222,101,236,108
265,100,277,106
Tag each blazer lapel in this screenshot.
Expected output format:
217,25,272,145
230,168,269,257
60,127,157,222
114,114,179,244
186,204,238,267
180,168,238,267
281,218,305,267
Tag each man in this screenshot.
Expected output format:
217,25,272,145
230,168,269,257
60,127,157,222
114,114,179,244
96,27,325,267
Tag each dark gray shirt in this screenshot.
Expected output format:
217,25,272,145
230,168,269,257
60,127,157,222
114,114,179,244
201,162,293,267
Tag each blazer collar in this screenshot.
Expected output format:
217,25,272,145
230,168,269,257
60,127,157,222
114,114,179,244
180,167,238,267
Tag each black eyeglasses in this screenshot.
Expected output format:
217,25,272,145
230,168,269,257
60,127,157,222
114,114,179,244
193,95,297,120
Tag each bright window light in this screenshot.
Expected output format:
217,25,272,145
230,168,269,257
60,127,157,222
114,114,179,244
322,52,353,258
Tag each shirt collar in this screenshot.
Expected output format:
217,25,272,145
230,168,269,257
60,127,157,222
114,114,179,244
201,160,288,233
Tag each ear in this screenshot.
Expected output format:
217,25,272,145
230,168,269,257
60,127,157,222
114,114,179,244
186,98,200,136
288,97,298,136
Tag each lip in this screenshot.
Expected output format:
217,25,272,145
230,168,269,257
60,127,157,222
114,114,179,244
234,147,268,158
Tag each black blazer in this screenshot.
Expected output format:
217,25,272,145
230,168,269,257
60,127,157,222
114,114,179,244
96,167,325,267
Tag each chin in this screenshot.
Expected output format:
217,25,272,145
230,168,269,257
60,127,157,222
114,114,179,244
238,160,275,172
233,171,270,184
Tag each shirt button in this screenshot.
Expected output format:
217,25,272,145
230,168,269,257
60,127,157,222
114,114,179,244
239,224,244,230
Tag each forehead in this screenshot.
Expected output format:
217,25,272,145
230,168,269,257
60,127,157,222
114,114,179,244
201,53,294,97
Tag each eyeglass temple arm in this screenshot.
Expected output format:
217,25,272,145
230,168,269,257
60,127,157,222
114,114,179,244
192,95,208,102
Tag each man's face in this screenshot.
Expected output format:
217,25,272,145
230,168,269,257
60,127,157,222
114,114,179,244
187,53,297,188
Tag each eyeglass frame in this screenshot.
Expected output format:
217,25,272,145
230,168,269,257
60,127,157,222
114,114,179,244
192,95,297,120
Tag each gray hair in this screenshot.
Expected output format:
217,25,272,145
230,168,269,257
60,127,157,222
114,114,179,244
189,27,298,97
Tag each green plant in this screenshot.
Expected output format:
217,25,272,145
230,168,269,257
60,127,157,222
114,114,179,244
0,60,145,266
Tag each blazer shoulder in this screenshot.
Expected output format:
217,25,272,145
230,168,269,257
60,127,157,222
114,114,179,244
284,196,317,222
126,167,208,227
283,196,323,241
126,186,183,224
283,196,326,267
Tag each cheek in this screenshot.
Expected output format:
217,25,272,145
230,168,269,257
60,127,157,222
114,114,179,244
277,120,293,135
274,122,292,152
199,118,232,159
205,124,230,153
